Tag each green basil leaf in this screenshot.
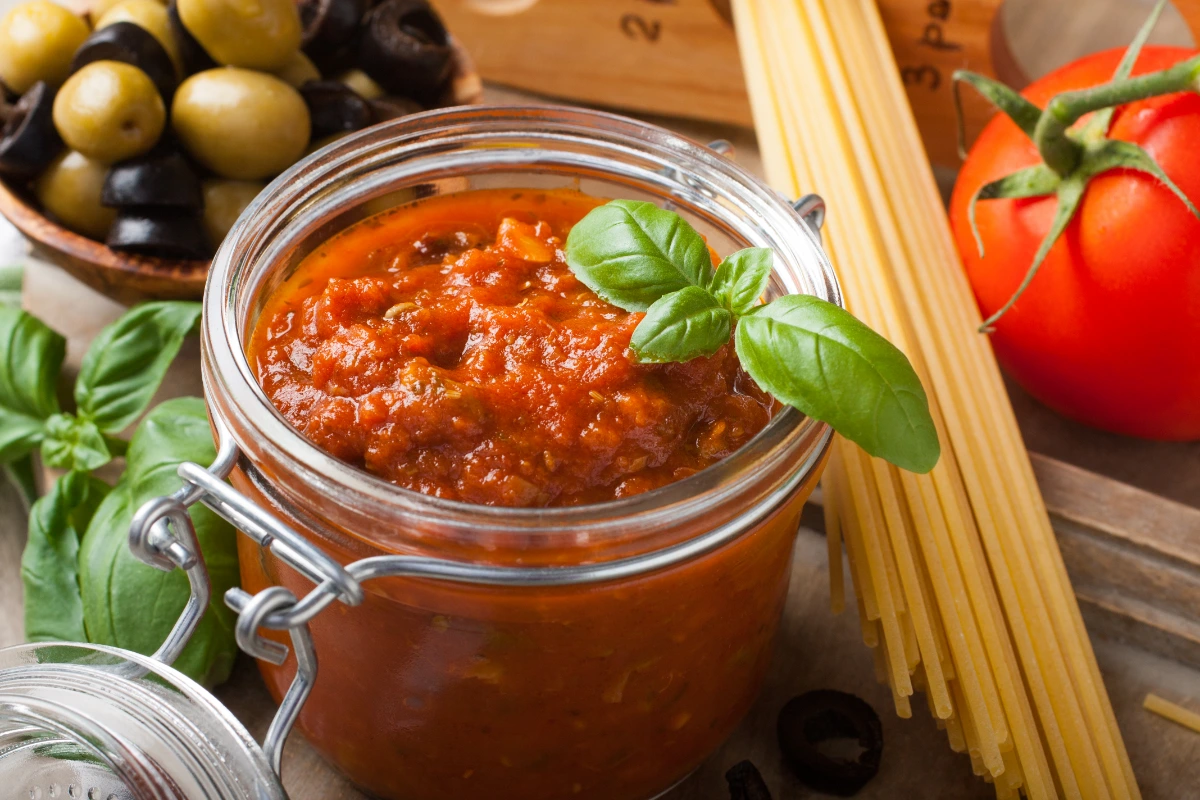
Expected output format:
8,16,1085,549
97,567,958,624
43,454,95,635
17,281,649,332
0,405,45,463
22,471,111,642
565,200,714,311
0,306,64,420
41,413,110,472
79,397,239,688
710,247,773,316
75,301,202,433
735,295,940,473
3,454,38,512
630,286,732,363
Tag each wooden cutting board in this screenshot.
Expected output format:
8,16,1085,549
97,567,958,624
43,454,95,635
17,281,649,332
429,0,1200,168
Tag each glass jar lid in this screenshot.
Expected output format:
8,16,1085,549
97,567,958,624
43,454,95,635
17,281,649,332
0,643,283,800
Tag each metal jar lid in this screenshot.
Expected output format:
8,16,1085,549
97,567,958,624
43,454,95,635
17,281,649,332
0,642,283,800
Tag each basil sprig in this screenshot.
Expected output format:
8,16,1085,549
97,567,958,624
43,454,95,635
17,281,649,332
4,298,239,688
566,201,940,474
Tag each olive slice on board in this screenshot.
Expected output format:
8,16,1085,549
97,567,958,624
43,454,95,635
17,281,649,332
359,0,452,105
776,690,883,796
0,82,63,179
70,22,177,101
725,760,773,800
299,80,372,139
102,145,201,208
107,208,210,259
299,0,367,62
167,0,216,74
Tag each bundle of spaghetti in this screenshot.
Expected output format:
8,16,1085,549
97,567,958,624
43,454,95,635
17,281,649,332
730,0,1140,797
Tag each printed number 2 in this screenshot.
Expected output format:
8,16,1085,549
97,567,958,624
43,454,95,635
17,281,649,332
621,13,661,42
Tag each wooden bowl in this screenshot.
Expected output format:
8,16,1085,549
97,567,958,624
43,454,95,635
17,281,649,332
0,42,483,306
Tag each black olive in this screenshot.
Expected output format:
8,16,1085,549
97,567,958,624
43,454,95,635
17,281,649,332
70,23,178,102
776,690,883,796
300,81,373,139
167,0,216,75
299,0,368,64
102,144,202,209
370,95,423,123
359,0,452,105
0,83,63,179
725,760,773,800
107,209,211,259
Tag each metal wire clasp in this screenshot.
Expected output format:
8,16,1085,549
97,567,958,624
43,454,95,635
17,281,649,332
126,419,361,780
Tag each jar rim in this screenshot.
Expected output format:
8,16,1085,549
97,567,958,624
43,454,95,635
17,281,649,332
203,105,838,536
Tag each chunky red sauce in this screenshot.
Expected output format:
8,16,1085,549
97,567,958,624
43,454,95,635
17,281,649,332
249,189,774,506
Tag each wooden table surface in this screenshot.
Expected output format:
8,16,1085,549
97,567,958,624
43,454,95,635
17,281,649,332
2,3,1199,796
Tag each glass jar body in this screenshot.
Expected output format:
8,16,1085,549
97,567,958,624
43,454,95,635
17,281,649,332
202,106,840,800
234,465,822,800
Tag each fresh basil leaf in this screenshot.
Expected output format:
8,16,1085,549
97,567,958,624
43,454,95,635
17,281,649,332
0,405,45,462
565,200,715,311
79,397,239,688
3,454,37,512
710,248,773,316
22,471,110,642
41,413,110,472
631,286,732,363
735,295,940,473
75,301,202,433
0,306,64,420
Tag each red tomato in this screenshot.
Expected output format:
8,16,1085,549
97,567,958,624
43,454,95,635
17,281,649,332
949,47,1200,440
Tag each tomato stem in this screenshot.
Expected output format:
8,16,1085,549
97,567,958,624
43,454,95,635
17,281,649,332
1035,56,1200,175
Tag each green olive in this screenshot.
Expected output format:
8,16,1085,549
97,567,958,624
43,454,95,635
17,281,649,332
273,50,320,88
335,69,384,101
96,0,183,74
177,0,301,71
201,178,263,244
35,150,118,239
173,68,310,179
0,1,90,93
53,60,166,163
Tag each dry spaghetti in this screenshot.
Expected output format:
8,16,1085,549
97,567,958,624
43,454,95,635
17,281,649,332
730,0,1140,796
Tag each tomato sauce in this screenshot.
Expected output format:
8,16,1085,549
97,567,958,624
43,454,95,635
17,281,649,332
247,189,774,506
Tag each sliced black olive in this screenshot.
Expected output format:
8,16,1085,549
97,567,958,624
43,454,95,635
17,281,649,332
0,83,63,179
299,0,368,63
168,0,216,74
370,95,423,123
725,760,773,800
299,81,372,139
776,690,883,796
70,23,177,101
107,209,211,259
102,144,202,209
359,0,452,105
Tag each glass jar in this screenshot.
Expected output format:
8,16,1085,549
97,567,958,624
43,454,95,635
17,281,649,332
197,106,838,800
0,642,282,799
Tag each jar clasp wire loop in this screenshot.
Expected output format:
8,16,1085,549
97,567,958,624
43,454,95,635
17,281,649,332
793,194,826,240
